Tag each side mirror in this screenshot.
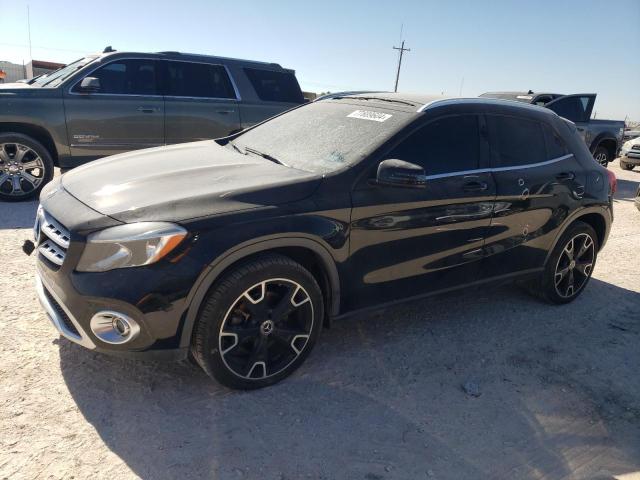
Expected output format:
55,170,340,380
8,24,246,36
375,159,427,188
79,77,101,93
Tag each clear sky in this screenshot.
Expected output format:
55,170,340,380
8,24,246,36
1,0,639,120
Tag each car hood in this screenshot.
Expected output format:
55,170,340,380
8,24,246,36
61,141,323,223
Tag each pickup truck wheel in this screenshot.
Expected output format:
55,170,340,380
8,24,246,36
593,146,610,167
619,159,635,171
191,254,323,389
0,133,53,201
528,221,598,305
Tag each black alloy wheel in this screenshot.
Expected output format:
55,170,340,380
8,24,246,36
192,254,323,389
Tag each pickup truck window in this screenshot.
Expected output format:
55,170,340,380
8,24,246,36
546,96,592,123
165,61,236,99
244,68,304,103
75,59,158,95
487,115,546,167
387,115,481,175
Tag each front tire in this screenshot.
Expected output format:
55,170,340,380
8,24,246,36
191,254,324,389
529,221,599,304
0,133,54,201
593,146,610,167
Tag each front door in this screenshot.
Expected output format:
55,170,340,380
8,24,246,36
64,58,164,162
347,114,496,312
163,60,241,143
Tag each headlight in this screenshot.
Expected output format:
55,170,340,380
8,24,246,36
77,222,187,272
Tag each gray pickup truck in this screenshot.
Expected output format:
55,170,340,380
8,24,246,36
480,91,624,167
0,49,306,200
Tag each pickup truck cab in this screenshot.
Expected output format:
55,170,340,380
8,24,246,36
0,49,306,200
480,91,624,167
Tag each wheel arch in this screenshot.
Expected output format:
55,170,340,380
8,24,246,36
544,207,611,265
179,236,341,349
590,134,617,159
0,123,59,165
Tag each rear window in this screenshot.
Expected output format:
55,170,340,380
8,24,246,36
244,68,304,103
166,61,236,99
487,115,546,167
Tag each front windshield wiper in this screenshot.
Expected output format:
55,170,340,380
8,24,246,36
244,146,288,167
229,141,245,155
332,95,417,107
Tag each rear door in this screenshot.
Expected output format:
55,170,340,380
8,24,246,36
347,113,496,311
64,58,164,160
163,60,241,143
482,114,586,277
545,94,596,142
239,68,305,128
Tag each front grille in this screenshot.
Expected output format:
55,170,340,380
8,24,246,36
36,209,70,268
632,145,640,151
42,285,79,336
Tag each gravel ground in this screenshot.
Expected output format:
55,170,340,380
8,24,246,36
1,161,639,480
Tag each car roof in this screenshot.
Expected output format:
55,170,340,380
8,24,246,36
98,50,292,72
327,92,559,119
480,91,564,102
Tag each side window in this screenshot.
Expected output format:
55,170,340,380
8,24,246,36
80,59,157,95
546,96,592,123
543,123,569,159
244,68,304,103
487,115,546,167
166,61,235,99
387,115,481,175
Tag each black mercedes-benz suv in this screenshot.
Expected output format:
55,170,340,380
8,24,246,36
33,93,615,389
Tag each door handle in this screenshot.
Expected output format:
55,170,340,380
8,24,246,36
137,107,158,113
556,172,575,181
463,181,488,192
216,109,235,115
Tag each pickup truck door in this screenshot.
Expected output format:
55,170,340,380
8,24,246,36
64,58,164,161
545,94,596,142
162,60,241,143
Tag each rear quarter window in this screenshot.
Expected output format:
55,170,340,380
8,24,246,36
244,68,304,103
487,115,546,167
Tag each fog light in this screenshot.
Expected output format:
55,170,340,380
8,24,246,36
90,311,140,344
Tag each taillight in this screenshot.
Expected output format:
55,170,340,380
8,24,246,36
606,169,617,195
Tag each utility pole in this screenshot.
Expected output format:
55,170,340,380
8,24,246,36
393,40,410,92
27,6,33,62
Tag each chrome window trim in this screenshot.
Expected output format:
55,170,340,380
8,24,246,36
422,154,573,181
36,274,96,349
67,57,241,101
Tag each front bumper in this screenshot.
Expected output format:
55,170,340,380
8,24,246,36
621,149,640,164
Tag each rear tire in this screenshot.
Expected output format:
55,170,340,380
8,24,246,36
620,159,635,171
528,221,599,304
0,133,54,202
593,146,610,167
191,254,323,389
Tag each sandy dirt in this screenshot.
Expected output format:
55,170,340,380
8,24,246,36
1,161,639,480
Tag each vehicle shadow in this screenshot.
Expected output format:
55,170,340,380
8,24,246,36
59,278,640,479
0,199,38,229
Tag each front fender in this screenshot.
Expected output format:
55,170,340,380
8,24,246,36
178,234,343,350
